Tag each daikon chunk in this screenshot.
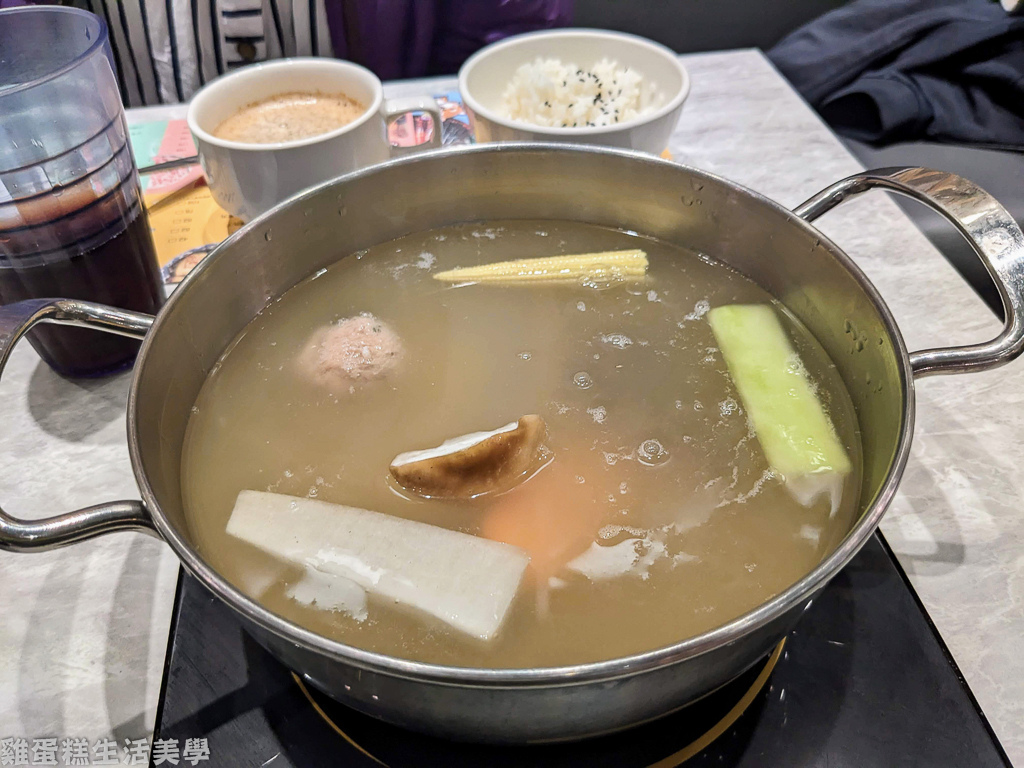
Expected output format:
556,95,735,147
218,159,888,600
286,567,368,622
568,537,667,581
226,490,530,640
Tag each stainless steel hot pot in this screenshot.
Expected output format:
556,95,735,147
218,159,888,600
3,146,1023,744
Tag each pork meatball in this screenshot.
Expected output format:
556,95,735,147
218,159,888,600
298,313,403,391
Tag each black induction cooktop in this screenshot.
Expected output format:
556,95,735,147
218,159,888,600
151,533,1010,767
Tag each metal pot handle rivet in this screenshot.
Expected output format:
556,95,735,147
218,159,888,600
795,166,1024,378
0,299,156,551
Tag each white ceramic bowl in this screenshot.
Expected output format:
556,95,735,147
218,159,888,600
458,29,690,154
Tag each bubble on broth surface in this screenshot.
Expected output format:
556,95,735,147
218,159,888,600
638,439,669,467
719,397,739,417
603,449,635,466
579,263,626,290
681,299,711,323
599,524,648,539
718,467,778,507
573,371,593,389
600,333,633,349
471,227,503,240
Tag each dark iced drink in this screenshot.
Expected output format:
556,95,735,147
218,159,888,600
0,189,164,377
0,6,165,377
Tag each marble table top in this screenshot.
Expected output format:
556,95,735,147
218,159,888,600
1,49,1020,763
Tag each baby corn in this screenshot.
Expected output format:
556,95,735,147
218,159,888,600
433,249,648,284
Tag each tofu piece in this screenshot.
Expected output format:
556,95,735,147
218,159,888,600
226,490,530,641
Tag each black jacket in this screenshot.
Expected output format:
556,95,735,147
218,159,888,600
768,0,1024,148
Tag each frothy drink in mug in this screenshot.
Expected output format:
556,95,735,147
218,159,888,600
212,91,367,144
187,58,444,221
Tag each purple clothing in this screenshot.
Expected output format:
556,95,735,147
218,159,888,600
2,0,572,105
432,0,574,74
324,0,574,80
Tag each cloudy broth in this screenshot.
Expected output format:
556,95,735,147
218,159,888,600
181,220,861,668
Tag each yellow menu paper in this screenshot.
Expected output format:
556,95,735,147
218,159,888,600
131,119,240,283
145,182,241,282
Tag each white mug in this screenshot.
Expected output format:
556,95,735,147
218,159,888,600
187,58,439,222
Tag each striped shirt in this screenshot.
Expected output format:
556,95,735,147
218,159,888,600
2,0,573,106
81,0,334,106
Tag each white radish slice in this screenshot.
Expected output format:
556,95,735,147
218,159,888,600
568,537,668,581
390,415,546,498
232,557,286,599
286,567,368,622
568,539,646,581
226,490,530,641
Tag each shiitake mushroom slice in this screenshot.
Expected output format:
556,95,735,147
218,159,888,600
390,415,547,499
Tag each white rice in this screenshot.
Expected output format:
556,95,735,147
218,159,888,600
499,57,664,129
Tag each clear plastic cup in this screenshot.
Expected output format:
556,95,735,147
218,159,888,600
0,6,164,378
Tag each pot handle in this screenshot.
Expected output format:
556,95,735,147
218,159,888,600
0,298,156,552
794,166,1024,377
